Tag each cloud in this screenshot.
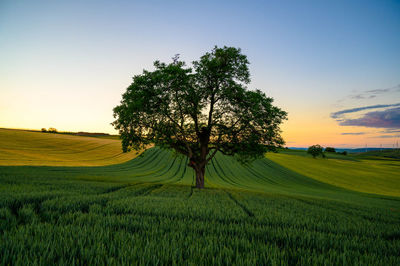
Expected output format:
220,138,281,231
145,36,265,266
349,84,400,100
369,134,400,139
350,94,376,100
330,103,400,119
379,129,400,133
339,107,400,129
365,84,400,94
340,132,365,135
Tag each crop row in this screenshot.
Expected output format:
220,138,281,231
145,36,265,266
1,176,399,265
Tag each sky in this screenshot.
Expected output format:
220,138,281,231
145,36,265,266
1,0,400,148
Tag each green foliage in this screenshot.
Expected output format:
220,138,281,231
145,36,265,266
325,147,336,153
307,144,325,158
41,128,47,132
112,46,287,187
48,127,58,133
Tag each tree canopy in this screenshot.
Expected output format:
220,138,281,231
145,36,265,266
112,46,287,188
307,144,325,158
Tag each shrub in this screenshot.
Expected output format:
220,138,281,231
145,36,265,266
307,144,324,158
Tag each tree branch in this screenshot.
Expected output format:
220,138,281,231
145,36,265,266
164,113,194,157
190,107,200,138
206,148,218,162
174,87,185,128
207,83,219,131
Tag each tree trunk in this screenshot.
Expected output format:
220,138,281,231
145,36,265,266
195,166,205,189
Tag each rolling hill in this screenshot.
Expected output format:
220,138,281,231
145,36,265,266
1,128,398,197
0,128,399,264
267,151,400,197
0,128,140,166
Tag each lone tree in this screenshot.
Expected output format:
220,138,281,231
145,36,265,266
112,46,287,188
307,144,325,158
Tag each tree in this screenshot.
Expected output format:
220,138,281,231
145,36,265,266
48,128,58,133
41,128,47,132
112,46,287,188
307,144,324,158
325,147,336,153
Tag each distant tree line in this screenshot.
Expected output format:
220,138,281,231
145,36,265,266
325,147,336,153
40,128,111,137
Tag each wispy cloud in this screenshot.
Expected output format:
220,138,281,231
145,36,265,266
348,84,400,100
365,84,400,94
350,94,376,100
341,132,365,135
369,134,400,139
379,129,400,134
330,103,400,119
339,107,400,129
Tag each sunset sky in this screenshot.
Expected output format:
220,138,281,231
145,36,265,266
1,0,399,148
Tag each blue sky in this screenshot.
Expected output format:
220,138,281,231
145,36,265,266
1,0,399,147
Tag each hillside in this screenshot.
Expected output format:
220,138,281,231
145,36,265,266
1,128,399,197
1,129,399,264
267,150,400,197
0,128,140,166
354,149,400,160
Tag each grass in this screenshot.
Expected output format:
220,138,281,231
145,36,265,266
0,128,140,166
0,129,399,264
267,151,400,197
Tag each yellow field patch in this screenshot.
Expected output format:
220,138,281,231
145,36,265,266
0,128,141,166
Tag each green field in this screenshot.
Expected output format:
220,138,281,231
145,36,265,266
1,129,399,264
267,150,400,197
